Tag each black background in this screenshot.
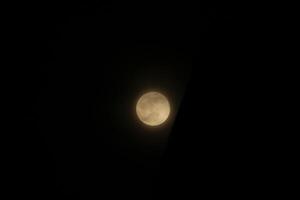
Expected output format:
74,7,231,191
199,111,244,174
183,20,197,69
12,2,273,199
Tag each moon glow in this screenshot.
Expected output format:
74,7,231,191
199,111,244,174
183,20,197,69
136,92,171,126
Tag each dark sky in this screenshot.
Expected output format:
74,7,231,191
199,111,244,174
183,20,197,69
12,2,271,199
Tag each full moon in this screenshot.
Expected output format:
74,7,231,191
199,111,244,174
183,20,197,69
136,91,171,126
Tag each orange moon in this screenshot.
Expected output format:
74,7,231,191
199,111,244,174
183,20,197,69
136,92,170,126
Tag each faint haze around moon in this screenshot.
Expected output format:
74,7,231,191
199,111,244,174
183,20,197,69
136,92,171,126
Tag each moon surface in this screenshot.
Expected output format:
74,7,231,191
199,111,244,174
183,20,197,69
136,91,171,126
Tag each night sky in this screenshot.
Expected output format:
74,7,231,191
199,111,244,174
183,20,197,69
13,2,271,199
